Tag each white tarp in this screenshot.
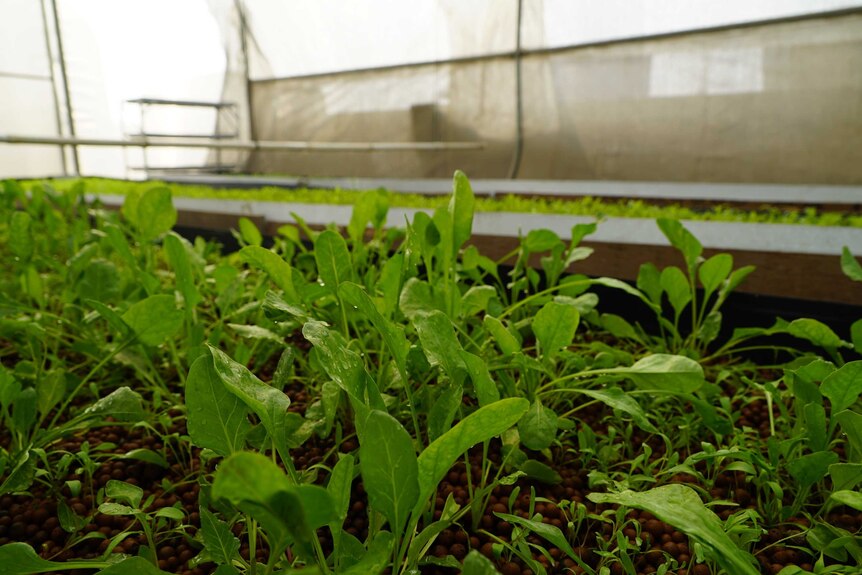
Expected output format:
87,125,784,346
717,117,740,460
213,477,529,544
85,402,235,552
1,0,861,179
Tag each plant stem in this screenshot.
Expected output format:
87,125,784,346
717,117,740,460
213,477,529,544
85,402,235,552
48,339,133,429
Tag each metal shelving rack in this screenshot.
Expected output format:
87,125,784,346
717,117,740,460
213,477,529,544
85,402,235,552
122,98,240,176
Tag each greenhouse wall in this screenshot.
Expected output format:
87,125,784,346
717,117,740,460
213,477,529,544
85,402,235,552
248,12,862,183
0,0,67,177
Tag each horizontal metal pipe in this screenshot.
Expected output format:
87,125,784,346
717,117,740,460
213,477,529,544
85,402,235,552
0,133,484,152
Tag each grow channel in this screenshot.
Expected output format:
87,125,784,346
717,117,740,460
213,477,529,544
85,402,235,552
1,173,862,575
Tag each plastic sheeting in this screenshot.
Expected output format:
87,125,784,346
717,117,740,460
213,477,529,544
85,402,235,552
248,11,862,183
2,0,862,180
0,0,65,178
242,0,862,79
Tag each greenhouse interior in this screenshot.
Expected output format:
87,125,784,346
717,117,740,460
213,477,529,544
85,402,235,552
2,1,862,574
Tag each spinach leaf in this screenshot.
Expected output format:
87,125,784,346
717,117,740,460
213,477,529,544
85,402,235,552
186,355,250,456
360,410,419,536
589,485,759,575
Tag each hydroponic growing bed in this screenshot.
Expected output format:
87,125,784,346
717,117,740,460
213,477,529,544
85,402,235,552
36,177,862,305
1,174,861,575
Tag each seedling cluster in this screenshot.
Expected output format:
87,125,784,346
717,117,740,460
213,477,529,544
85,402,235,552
1,174,861,575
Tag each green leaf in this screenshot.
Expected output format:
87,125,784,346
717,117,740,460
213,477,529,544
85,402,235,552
518,398,558,450
637,263,663,305
208,345,300,457
519,459,562,484
339,282,410,380
821,361,862,412
315,230,354,295
155,507,184,520
360,410,419,535
0,450,36,496
699,253,733,297
339,531,394,575
836,410,862,463
347,189,389,243
57,500,85,533
238,217,262,246
416,398,529,508
23,265,44,307
122,294,183,346
600,314,640,342
213,452,336,556
570,222,597,247
427,382,463,442
164,233,202,309
788,450,839,489
80,387,144,422
697,310,722,346
588,485,759,575
77,260,120,304
302,319,366,400
690,398,733,436
106,480,143,508
787,318,848,351
593,277,658,312
657,219,702,273
227,323,283,344
449,170,475,257
841,247,862,282
96,557,173,575
716,265,756,306
98,502,135,516
830,490,862,511
460,351,500,407
9,211,33,260
493,512,589,571
851,319,862,355
532,301,579,359
554,293,598,316
378,253,403,318
134,187,177,241
524,229,561,253
461,285,496,317
804,403,828,452
829,463,862,491
121,449,168,468
85,299,131,338
462,550,502,575
102,223,137,269
790,358,832,403
483,315,521,355
186,355,251,457
565,246,594,266
200,507,240,565
399,278,445,320
239,245,298,303
11,388,36,437
406,496,460,567
660,266,691,317
603,354,704,393
413,311,466,382
327,454,355,552
578,387,657,433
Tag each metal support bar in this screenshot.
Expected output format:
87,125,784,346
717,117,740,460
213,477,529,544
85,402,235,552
38,0,67,175
49,0,79,174
0,134,484,152
507,0,524,180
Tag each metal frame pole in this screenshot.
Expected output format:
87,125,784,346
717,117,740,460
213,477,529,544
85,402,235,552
235,0,255,171
507,0,524,179
38,0,68,175
49,0,79,175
